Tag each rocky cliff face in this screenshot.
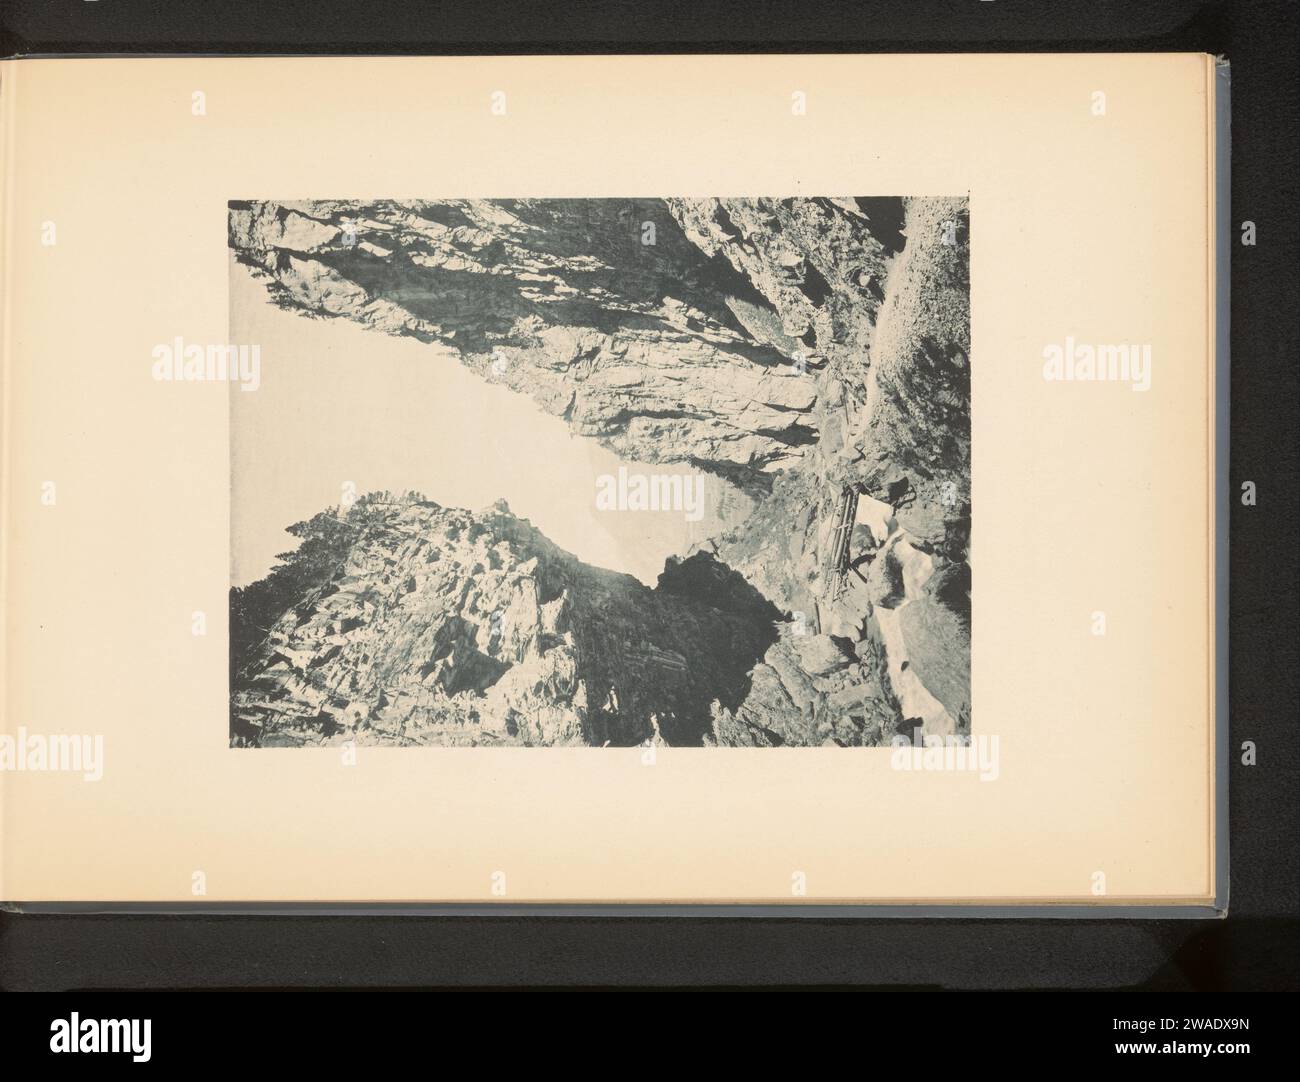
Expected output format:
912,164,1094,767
229,196,970,748
698,197,971,741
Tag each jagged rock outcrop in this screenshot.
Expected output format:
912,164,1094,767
229,196,971,747
231,493,896,747
228,198,864,494
665,197,897,371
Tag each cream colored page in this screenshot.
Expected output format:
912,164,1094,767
2,55,1211,903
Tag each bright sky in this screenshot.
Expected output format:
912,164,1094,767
229,257,746,587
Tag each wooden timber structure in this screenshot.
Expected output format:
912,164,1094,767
827,485,860,600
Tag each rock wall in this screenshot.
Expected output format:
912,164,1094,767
228,198,869,493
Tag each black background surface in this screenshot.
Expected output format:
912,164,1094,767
0,0,1296,992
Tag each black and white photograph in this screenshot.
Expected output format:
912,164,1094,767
227,197,971,748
